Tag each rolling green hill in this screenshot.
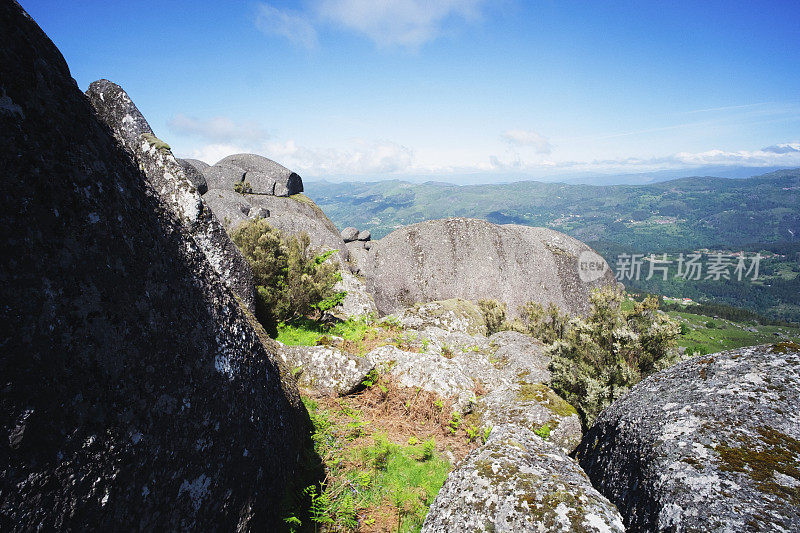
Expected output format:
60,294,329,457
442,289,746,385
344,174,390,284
305,169,800,323
305,169,800,249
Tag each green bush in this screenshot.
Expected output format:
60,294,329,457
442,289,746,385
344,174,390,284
231,218,346,325
520,301,569,343
478,299,508,335
233,180,252,194
547,286,681,428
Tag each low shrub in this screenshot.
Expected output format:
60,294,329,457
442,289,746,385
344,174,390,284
231,219,346,326
547,286,681,428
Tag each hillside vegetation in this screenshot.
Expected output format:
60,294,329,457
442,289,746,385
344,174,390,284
306,169,800,322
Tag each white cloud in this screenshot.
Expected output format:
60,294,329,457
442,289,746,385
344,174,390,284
761,142,800,154
501,129,552,154
255,4,318,49
317,0,485,48
670,146,800,167
265,138,414,175
168,114,269,144
485,142,800,176
186,143,248,166
254,1,486,49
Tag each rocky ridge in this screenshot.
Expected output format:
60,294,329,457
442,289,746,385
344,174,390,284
0,3,306,529
85,79,257,313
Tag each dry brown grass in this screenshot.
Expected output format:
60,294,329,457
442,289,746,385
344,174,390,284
310,375,479,467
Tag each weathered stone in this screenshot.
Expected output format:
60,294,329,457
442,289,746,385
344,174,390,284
394,299,487,336
202,188,254,230
0,4,306,529
478,385,582,454
488,330,551,384
215,153,303,196
86,79,256,313
576,343,800,532
366,345,477,411
422,424,625,532
362,218,617,317
250,206,270,219
334,269,378,318
357,229,371,241
341,226,359,242
177,158,208,195
244,171,276,195
202,164,245,191
179,157,209,173
279,344,374,395
345,240,369,275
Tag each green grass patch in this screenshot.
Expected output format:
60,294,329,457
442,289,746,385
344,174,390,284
277,316,378,346
287,396,451,532
669,310,800,356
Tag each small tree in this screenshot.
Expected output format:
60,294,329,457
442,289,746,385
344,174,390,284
478,299,508,335
520,301,569,344
547,286,680,428
232,218,345,326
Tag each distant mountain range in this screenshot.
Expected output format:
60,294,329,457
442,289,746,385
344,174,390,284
306,168,800,250
310,165,796,187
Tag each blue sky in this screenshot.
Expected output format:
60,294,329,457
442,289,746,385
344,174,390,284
21,0,800,181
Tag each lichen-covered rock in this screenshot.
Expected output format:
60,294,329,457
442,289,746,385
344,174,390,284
0,3,305,529
422,424,625,532
576,343,800,532
341,226,359,242
362,218,617,317
479,384,583,454
279,344,374,395
334,269,378,318
488,330,552,385
394,299,488,336
214,153,303,196
177,158,209,195
86,79,256,313
366,345,477,411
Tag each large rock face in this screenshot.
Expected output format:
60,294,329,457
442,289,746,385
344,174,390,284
422,424,625,532
576,343,800,532
0,3,306,530
361,218,617,317
204,153,303,196
85,79,257,313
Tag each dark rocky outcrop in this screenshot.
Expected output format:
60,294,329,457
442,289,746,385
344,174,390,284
0,3,306,530
360,218,617,317
422,424,625,532
576,343,800,532
85,79,256,313
207,153,303,196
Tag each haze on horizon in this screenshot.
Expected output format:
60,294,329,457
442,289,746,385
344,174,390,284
22,0,800,183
